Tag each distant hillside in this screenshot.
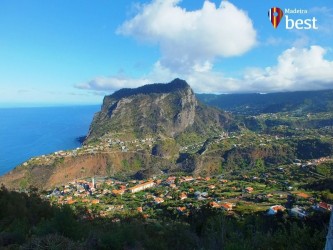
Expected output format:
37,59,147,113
85,78,236,144
197,89,333,114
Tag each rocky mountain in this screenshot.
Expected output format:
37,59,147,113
85,78,235,144
0,79,240,189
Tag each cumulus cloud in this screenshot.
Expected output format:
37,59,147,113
243,45,333,92
117,0,256,73
77,46,333,93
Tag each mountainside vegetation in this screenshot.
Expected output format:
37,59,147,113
85,78,236,144
197,89,333,115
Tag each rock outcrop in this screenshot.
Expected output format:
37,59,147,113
85,78,234,143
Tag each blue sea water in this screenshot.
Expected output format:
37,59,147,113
0,105,100,175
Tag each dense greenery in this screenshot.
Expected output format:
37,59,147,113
0,185,329,249
301,178,333,192
197,89,333,114
222,143,294,171
297,139,333,160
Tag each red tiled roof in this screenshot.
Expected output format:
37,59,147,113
177,207,186,212
209,202,220,208
271,205,285,212
222,203,233,209
154,197,164,204
296,192,310,199
179,192,187,200
319,202,331,210
67,199,76,205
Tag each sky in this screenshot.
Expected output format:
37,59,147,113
0,0,333,106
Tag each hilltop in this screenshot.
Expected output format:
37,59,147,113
85,78,235,144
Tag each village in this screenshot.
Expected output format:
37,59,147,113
18,111,333,224
21,135,158,167
44,169,332,222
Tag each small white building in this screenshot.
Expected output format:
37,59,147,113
290,207,307,218
128,181,155,193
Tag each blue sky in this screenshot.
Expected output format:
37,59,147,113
0,0,332,106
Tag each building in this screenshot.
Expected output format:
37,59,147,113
128,180,155,193
315,202,333,212
194,191,207,200
320,202,332,211
137,207,143,213
165,176,176,185
209,201,220,208
296,192,310,199
245,187,254,193
221,202,233,211
290,207,307,218
177,207,186,214
91,199,100,204
179,192,187,200
182,176,194,182
154,197,164,204
267,205,286,215
112,189,125,196
67,199,76,205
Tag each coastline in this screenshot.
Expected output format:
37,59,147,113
0,105,99,176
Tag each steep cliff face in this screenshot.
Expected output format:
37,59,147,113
85,78,233,143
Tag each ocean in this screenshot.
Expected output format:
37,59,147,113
0,105,100,175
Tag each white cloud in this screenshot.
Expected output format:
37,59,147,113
75,76,150,92
243,45,333,92
77,46,333,93
75,1,333,94
117,0,256,73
